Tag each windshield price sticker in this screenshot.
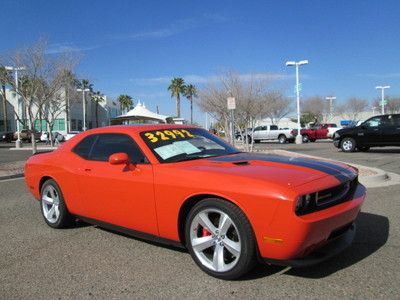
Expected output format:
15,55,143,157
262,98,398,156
143,129,194,143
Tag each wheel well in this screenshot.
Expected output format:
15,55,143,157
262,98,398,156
278,134,286,138
39,176,53,194
178,194,236,246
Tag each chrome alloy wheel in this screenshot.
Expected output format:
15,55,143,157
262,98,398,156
41,185,61,223
189,208,241,272
342,140,353,151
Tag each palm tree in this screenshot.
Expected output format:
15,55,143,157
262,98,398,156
117,94,133,114
183,84,197,124
168,77,185,118
0,66,12,132
91,91,104,127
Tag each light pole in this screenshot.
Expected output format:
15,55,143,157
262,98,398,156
375,85,390,115
5,66,25,148
325,96,336,121
77,88,90,131
286,60,308,144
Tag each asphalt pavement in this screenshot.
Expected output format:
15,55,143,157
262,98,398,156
1,141,399,298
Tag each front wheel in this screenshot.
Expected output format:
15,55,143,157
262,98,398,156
341,137,356,152
40,179,75,228
302,135,309,143
185,199,256,280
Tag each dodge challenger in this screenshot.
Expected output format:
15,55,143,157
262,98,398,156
24,125,366,279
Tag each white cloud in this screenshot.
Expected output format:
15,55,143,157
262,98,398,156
357,73,400,79
111,13,230,41
129,73,291,86
46,43,98,54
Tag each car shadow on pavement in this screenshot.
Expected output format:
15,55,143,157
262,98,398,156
242,212,389,280
366,148,400,154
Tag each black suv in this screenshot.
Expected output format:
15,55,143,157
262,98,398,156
333,114,400,152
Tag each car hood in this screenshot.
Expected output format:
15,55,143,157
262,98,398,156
177,153,357,188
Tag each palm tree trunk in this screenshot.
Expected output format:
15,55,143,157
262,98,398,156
190,97,193,124
95,102,98,127
176,94,181,118
1,85,7,132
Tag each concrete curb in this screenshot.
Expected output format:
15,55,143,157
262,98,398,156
0,173,24,181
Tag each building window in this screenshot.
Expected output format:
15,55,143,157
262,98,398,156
52,119,65,131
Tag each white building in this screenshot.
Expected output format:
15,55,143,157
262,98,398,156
0,89,120,135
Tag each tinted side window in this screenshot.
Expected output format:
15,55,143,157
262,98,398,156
386,115,400,126
364,117,383,128
73,134,97,159
90,134,147,164
270,125,278,130
254,126,262,131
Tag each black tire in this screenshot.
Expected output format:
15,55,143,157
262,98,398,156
302,135,309,143
310,139,316,142
40,179,75,228
340,137,356,152
278,135,287,144
185,199,256,280
358,146,370,152
254,139,261,144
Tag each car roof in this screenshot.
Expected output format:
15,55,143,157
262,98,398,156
79,124,198,135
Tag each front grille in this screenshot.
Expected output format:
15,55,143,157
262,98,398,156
296,176,358,215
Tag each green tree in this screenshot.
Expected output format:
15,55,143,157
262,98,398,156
168,77,185,118
183,84,197,124
91,90,105,127
117,94,133,114
0,66,12,132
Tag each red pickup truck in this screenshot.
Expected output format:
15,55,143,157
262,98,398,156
291,123,337,143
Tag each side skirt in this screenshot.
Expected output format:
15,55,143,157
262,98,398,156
76,215,185,250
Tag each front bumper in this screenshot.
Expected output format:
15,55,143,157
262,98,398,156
263,222,355,267
258,183,365,262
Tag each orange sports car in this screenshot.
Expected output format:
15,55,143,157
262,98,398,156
24,125,366,279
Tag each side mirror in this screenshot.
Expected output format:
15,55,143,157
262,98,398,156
109,152,129,165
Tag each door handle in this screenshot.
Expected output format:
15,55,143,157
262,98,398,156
78,167,91,172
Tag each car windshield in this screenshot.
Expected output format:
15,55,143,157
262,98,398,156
140,127,240,163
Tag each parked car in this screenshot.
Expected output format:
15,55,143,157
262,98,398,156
40,131,65,143
1,132,14,143
25,125,365,279
250,125,295,144
13,129,41,141
292,123,339,143
333,114,400,152
65,131,81,141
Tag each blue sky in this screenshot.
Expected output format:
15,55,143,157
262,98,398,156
1,0,400,124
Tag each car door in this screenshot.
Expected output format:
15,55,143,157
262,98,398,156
268,125,279,139
381,115,400,145
74,133,158,235
252,126,265,140
357,116,385,146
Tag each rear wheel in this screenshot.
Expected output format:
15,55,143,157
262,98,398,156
341,137,356,152
185,199,256,280
302,135,309,143
40,179,74,228
278,135,287,144
254,139,261,144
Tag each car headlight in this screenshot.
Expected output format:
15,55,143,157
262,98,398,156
295,193,317,215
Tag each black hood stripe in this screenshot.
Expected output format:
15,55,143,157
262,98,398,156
209,153,355,183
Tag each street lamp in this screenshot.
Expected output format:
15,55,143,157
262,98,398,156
286,60,309,144
375,85,390,115
325,96,336,120
5,66,26,148
76,88,90,131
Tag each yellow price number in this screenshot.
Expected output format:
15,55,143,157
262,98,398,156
144,129,195,143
